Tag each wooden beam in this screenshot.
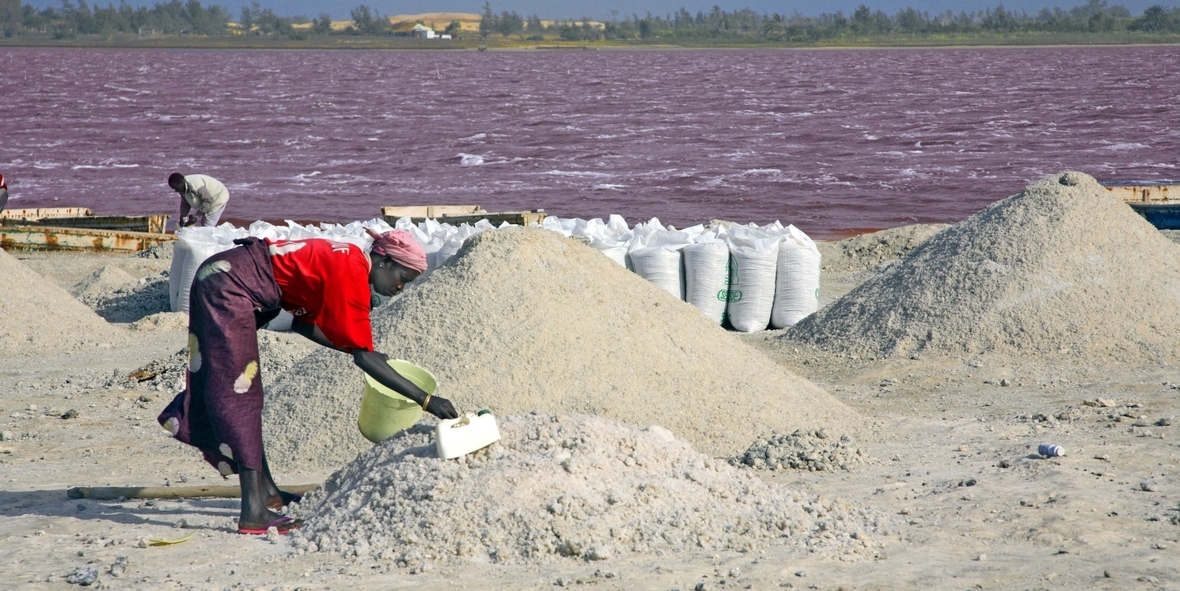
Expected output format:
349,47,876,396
67,483,319,500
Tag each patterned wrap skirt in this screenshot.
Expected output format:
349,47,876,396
157,238,283,476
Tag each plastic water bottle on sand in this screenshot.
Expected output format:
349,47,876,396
1038,443,1065,458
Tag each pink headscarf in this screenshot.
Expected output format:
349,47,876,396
365,228,428,273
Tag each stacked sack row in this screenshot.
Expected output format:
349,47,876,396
169,215,820,332
540,216,821,331
170,219,385,314
167,217,511,315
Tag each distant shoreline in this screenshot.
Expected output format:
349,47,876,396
2,34,1177,51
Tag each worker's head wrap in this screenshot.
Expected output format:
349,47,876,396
365,228,427,273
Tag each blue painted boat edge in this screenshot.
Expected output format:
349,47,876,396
1127,203,1180,231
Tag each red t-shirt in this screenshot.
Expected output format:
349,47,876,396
266,238,373,351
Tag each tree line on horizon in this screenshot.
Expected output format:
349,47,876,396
1,0,1177,40
484,0,1180,41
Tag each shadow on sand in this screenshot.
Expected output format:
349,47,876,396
0,488,237,529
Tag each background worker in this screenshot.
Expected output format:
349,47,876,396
0,174,9,214
169,172,229,228
157,228,457,535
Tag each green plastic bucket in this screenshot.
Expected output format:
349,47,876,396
357,359,436,444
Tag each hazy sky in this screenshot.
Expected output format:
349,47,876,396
22,0,1180,21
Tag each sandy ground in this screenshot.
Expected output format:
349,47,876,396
2,244,1179,590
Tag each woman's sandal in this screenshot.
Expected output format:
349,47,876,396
238,515,302,535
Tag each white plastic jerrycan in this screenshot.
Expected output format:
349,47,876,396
436,410,501,460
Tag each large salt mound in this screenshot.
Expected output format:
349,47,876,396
786,171,1180,361
818,223,950,273
290,414,886,566
0,248,128,356
262,228,855,471
70,265,137,302
122,331,314,393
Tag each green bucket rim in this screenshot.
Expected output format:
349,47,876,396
363,359,437,400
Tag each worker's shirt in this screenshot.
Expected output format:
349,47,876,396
182,174,230,214
266,238,374,351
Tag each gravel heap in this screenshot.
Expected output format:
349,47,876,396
263,228,856,472
118,331,314,393
135,240,175,260
736,429,867,472
785,171,1180,361
71,267,171,324
0,248,128,356
70,265,137,303
290,414,886,567
816,224,950,273
129,311,189,332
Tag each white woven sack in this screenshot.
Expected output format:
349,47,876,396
628,246,684,299
592,236,629,267
627,227,692,300
582,215,632,267
683,239,730,324
725,227,779,332
420,224,451,276
541,216,579,237
167,236,191,312
170,226,245,313
437,222,490,268
771,225,822,328
605,214,629,237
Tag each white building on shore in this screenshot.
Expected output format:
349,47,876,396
410,24,451,39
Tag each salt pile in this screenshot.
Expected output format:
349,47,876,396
129,311,189,332
263,228,855,471
0,248,127,356
817,224,950,273
72,267,171,323
291,414,886,566
135,240,175,260
122,331,314,392
786,171,1180,361
70,265,137,303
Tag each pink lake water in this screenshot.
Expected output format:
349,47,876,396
2,46,1176,239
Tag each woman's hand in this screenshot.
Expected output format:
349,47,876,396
425,396,459,420
352,349,457,419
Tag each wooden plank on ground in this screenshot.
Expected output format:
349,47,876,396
67,483,319,500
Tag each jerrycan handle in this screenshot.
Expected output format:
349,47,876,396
439,413,472,429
